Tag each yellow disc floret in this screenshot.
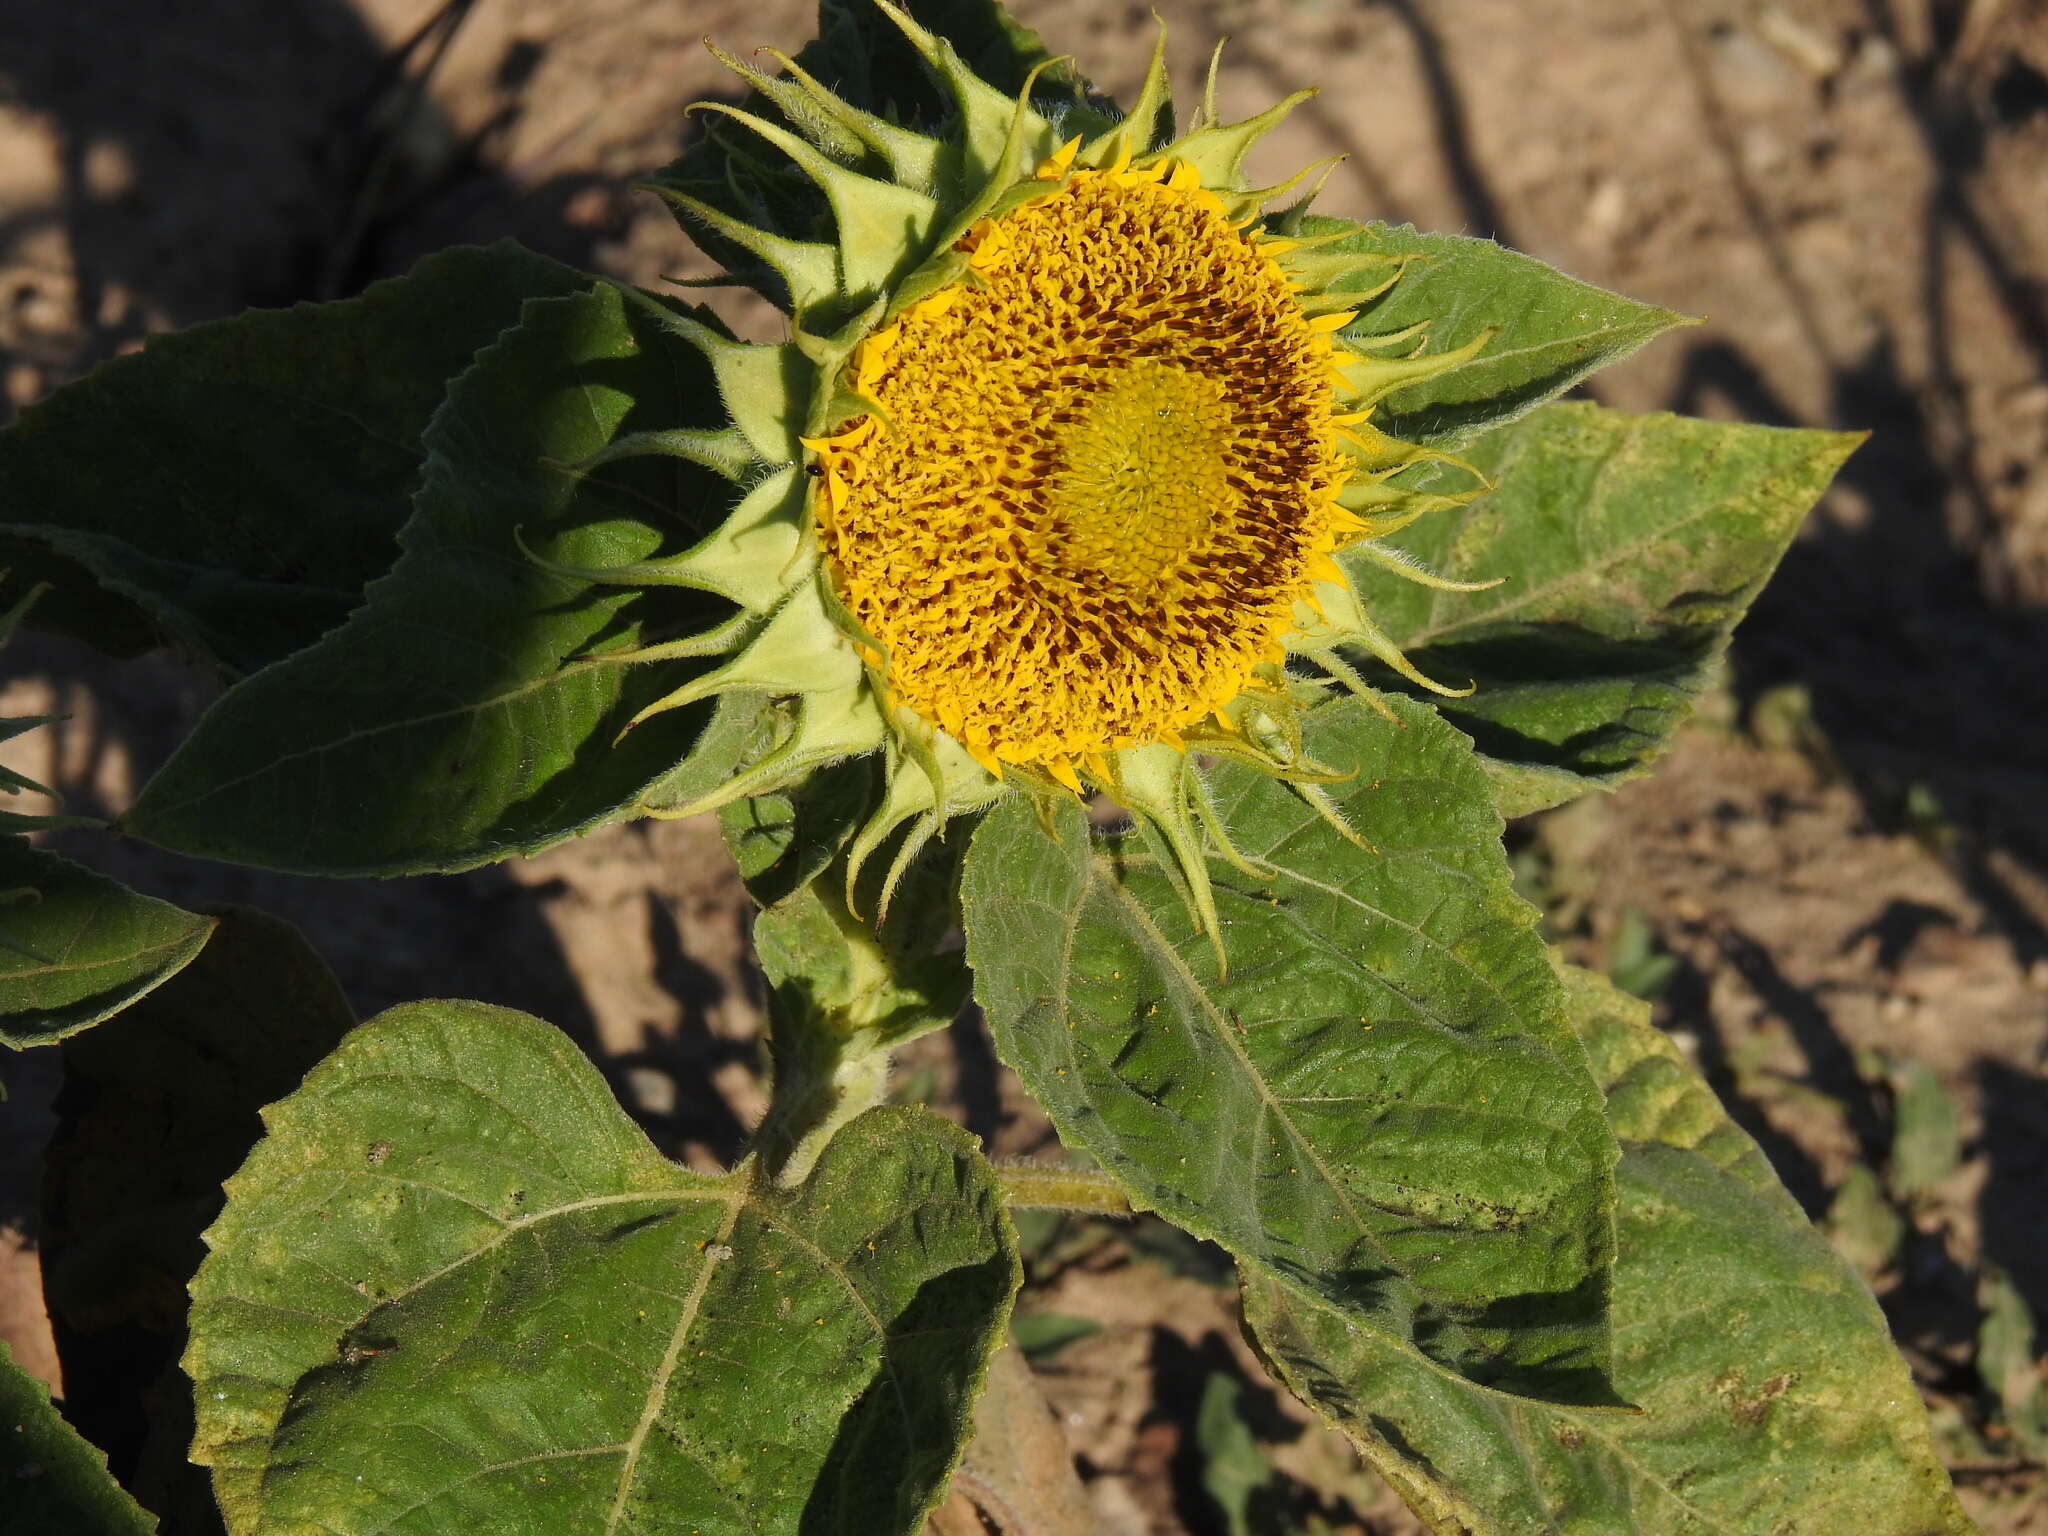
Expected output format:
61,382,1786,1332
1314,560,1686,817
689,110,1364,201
809,154,1357,781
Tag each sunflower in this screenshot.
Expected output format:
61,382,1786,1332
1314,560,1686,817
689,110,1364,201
576,3,1493,943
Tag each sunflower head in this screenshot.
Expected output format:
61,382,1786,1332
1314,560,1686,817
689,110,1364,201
580,1,1495,948
806,142,1362,790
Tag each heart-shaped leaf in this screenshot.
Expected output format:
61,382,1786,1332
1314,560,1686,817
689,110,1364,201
124,284,747,875
1243,965,1975,1536
1351,403,1861,814
963,694,1619,1405
185,999,1019,1536
0,242,586,674
0,841,214,1047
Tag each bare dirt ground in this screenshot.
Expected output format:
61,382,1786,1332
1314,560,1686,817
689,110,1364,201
2,1,2046,1531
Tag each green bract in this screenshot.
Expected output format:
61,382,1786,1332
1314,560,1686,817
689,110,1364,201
0,3,1975,1535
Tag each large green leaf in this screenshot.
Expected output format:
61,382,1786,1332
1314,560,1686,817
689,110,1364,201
1350,403,1861,815
1244,966,1976,1536
0,243,587,675
40,908,356,1533
123,285,745,875
0,1340,157,1536
185,1000,1019,1536
1304,218,1690,446
0,841,214,1047
963,695,1619,1404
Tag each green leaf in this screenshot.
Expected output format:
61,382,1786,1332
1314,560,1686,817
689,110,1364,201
722,757,875,908
964,694,1620,1405
1244,965,1976,1536
1009,1311,1102,1362
1825,1163,1905,1278
0,841,214,1047
0,243,588,675
1197,1372,1278,1536
185,1000,1019,1536
40,908,356,1531
0,1339,157,1536
123,284,747,875
1298,217,1691,446
1351,403,1861,815
1885,1058,1962,1202
1977,1268,2048,1461
1605,906,1677,1002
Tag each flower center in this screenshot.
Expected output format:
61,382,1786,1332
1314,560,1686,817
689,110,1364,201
809,163,1351,774
1041,361,1234,599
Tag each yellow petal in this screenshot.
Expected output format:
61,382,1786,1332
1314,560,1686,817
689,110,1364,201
1035,135,1082,179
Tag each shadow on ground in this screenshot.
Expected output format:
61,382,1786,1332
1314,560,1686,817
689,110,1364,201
0,0,648,402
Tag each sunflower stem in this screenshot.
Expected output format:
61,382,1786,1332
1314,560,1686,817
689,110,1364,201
996,1164,1138,1217
753,986,893,1189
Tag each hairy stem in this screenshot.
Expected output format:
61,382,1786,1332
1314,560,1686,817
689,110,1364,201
751,979,892,1187
997,1163,1138,1216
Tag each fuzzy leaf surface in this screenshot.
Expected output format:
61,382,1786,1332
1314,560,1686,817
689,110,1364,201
1305,218,1688,446
124,285,747,875
0,840,214,1047
1350,403,1860,814
963,695,1619,1404
1244,966,1976,1536
0,1340,157,1535
185,1000,1018,1536
0,243,586,674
